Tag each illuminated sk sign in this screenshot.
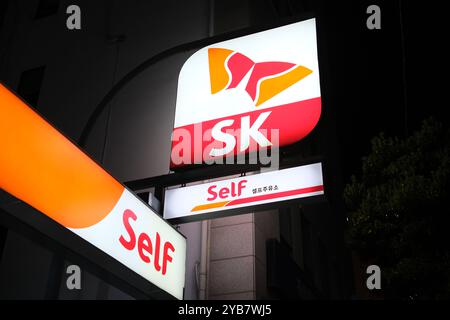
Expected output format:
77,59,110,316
171,18,322,168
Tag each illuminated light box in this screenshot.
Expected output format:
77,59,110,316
171,18,322,168
0,84,186,300
164,163,324,221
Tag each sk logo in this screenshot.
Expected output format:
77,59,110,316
208,48,313,106
171,18,322,168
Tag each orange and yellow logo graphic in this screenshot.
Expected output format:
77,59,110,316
208,48,313,106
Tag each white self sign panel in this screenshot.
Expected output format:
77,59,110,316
164,163,324,220
0,84,186,300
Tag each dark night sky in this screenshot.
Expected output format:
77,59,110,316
317,0,448,181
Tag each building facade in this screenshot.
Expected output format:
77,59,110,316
0,0,363,299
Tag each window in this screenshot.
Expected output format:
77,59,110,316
318,240,330,297
213,0,251,35
269,0,311,18
0,1,8,28
270,0,294,18
279,207,293,251
301,212,313,276
17,66,46,107
137,192,149,203
35,0,59,20
0,223,7,264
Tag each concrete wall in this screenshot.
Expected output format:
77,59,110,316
208,214,256,299
254,209,280,299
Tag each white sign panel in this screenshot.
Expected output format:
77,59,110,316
171,18,322,168
0,83,186,300
164,163,324,220
73,189,186,300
